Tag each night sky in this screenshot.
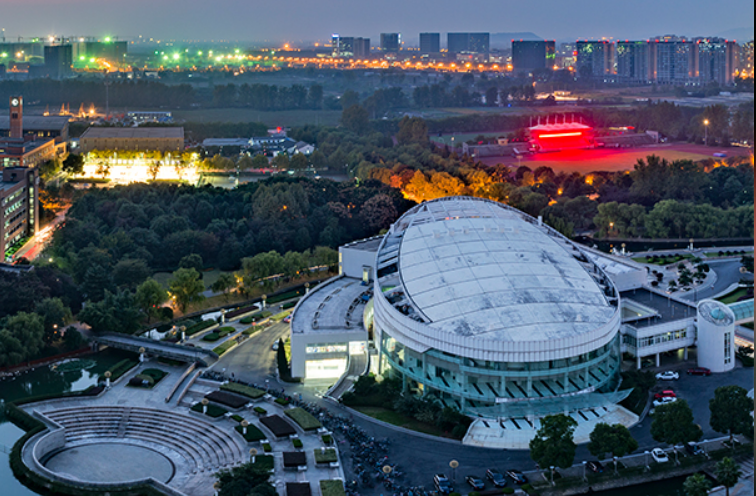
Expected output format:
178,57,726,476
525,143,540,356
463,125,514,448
2,0,753,44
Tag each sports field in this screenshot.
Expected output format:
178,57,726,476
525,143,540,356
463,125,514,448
478,143,736,174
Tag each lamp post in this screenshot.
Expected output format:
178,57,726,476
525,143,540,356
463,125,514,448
213,481,220,496
703,119,709,145
261,294,267,309
449,459,459,486
550,466,555,485
673,446,679,466
582,460,587,481
644,450,650,471
249,447,258,464
139,346,146,363
104,370,111,388
382,465,392,480
241,420,249,435
201,398,209,414
613,456,618,476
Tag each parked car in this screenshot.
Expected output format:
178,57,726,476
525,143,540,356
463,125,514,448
271,342,279,351
485,469,507,487
686,367,711,376
434,474,453,494
652,448,669,463
505,469,527,484
283,315,292,324
586,461,604,473
656,371,680,381
653,390,676,400
684,443,705,456
653,396,678,407
465,475,485,490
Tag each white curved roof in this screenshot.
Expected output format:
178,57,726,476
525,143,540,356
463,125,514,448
379,197,616,345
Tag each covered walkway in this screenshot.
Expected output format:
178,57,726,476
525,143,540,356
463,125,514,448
96,333,218,366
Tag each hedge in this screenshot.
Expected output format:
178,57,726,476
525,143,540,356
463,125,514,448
226,305,259,320
217,326,235,337
313,448,338,464
190,402,228,418
202,332,221,342
254,406,268,415
213,341,236,356
235,423,266,442
99,359,138,383
275,397,290,406
250,454,275,470
262,442,272,452
242,326,261,336
221,382,265,399
322,434,333,445
185,320,217,336
231,414,244,422
292,438,303,448
268,289,306,304
284,407,322,431
320,480,346,496
281,300,299,310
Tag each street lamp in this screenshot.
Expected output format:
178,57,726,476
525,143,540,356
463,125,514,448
703,119,709,145
582,460,587,481
201,398,209,414
549,466,555,485
613,456,618,475
644,450,650,471
449,459,459,485
249,447,258,464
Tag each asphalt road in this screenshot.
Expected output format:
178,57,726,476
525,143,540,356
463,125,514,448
677,259,752,302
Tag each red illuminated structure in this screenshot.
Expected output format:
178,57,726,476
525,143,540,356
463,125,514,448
528,119,593,152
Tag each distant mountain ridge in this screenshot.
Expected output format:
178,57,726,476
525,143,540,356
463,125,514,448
490,32,542,49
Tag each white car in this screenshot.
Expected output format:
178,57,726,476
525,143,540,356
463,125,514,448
651,448,669,463
656,371,680,381
653,396,678,407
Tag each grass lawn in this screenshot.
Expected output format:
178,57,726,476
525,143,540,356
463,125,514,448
717,287,752,304
172,108,342,126
313,448,338,464
352,406,447,437
631,254,693,265
213,340,236,356
221,382,265,399
284,407,322,431
271,310,292,322
320,480,346,496
190,402,228,418
234,423,266,442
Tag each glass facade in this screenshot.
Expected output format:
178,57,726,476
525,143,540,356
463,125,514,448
378,331,622,418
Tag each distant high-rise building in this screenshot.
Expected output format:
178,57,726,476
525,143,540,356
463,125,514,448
447,33,490,54
615,41,652,83
512,40,556,72
72,40,127,67
652,38,695,84
419,33,440,54
332,36,370,58
43,44,73,79
576,41,614,78
741,40,754,78
695,38,739,85
331,34,340,57
380,33,400,53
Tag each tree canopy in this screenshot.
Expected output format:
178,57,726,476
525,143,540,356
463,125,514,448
529,414,578,469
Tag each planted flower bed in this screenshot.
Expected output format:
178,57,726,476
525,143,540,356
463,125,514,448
284,407,322,431
190,402,229,418
221,382,265,399
234,423,266,442
260,415,297,437
320,480,346,496
314,448,338,464
205,390,248,409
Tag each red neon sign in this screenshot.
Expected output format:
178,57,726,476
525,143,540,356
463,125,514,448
537,132,583,138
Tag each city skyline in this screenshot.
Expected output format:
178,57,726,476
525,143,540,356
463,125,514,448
2,0,753,45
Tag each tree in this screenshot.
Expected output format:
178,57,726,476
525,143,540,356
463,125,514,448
112,258,151,290
34,297,73,344
485,86,498,107
651,399,703,445
168,268,205,313
396,116,429,145
79,290,142,334
683,473,712,496
61,153,85,175
588,422,639,459
714,457,741,496
62,326,86,351
529,414,578,469
215,460,276,496
709,385,753,447
251,154,269,168
0,312,45,366
135,279,169,323
211,273,236,302
341,104,370,135
276,338,289,379
271,153,290,169
179,253,204,273
289,153,308,171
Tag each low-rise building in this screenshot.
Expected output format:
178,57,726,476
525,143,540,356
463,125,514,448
79,127,184,153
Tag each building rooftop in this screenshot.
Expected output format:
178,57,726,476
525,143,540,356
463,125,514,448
291,275,371,335
0,137,55,153
0,115,69,131
586,249,644,275
79,127,184,139
620,288,696,328
379,197,616,342
342,236,383,252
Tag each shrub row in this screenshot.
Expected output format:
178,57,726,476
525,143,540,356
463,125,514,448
242,326,261,336
185,320,217,336
281,300,299,310
213,341,236,356
240,310,274,324
226,305,259,320
284,407,322,431
221,382,265,399
268,288,307,304
292,438,303,448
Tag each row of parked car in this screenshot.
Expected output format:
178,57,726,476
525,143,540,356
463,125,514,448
655,367,712,381
433,469,528,494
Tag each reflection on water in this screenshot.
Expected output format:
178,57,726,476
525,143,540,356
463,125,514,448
0,349,133,496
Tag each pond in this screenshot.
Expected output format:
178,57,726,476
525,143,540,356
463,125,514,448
0,349,135,496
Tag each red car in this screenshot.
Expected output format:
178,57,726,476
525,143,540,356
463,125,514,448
654,390,676,401
687,367,712,376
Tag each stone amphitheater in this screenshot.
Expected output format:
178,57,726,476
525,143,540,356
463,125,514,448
20,360,343,496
